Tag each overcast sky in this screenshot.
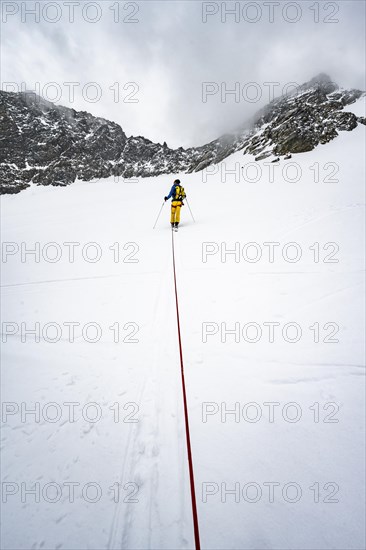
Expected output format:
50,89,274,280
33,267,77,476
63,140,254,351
1,0,365,148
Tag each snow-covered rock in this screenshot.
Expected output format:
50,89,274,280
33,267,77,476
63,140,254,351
0,73,364,193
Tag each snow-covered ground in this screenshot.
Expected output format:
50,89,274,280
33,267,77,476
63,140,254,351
1,116,365,549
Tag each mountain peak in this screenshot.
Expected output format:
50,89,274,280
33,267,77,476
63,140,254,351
303,73,338,93
309,72,333,84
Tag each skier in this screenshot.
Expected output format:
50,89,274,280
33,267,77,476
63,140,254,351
164,179,186,231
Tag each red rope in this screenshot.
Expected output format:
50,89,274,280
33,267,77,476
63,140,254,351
171,230,201,550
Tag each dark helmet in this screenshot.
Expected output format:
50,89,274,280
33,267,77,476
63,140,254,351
174,179,180,184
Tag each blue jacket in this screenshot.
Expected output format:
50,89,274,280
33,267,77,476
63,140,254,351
166,183,179,200
166,183,179,201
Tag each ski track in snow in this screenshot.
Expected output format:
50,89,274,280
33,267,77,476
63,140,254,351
108,233,191,550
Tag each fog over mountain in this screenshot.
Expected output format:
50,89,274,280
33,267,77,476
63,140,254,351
1,0,365,147
1,73,364,193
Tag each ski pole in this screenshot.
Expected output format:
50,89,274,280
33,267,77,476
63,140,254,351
153,201,166,229
185,198,195,223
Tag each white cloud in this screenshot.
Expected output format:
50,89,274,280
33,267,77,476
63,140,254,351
1,0,365,148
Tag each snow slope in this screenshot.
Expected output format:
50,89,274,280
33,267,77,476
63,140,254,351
1,116,365,549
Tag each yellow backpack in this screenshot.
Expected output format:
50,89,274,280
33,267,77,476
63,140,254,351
174,185,186,201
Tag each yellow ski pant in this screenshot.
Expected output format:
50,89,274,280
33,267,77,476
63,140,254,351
170,200,182,223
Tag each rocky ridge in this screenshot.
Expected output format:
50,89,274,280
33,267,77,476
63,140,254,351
0,73,364,193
